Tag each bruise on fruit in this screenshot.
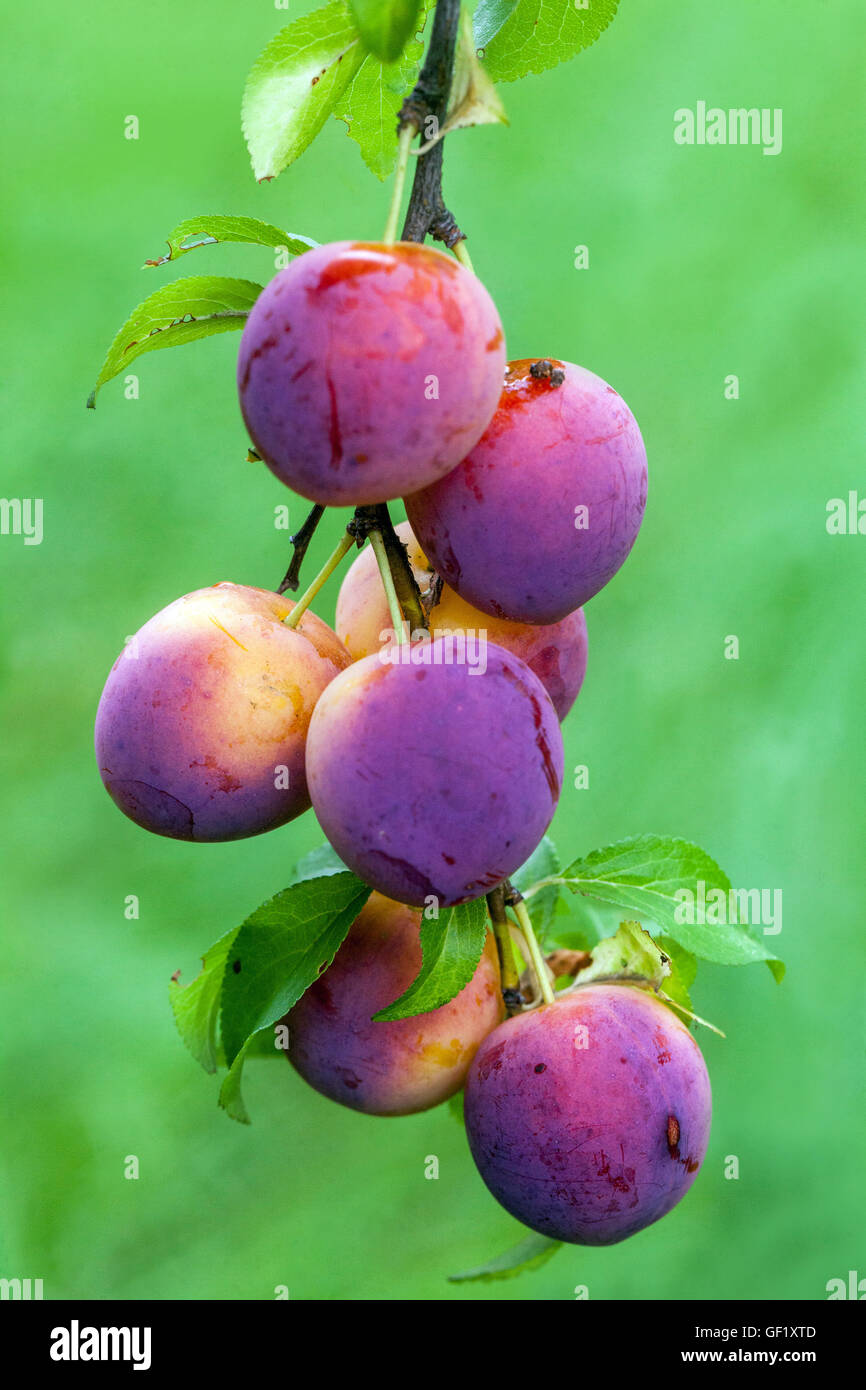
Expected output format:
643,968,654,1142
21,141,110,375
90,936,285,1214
667,1113,681,1157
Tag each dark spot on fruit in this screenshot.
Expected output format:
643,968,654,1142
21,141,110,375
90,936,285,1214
667,1114,680,1158
534,1062,546,1074
442,853,455,865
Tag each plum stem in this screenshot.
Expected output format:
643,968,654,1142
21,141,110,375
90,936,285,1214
277,502,325,594
487,885,522,1015
453,240,474,274
383,124,415,246
282,529,355,629
509,891,556,1006
369,528,409,645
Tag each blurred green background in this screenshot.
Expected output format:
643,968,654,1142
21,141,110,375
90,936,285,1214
2,0,864,1301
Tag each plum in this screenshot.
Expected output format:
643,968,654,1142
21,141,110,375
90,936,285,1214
405,358,647,624
286,892,504,1115
306,637,564,906
95,583,351,841
464,984,712,1245
237,241,506,506
335,521,588,719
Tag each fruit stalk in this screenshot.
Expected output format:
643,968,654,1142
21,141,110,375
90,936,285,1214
486,885,523,1016
283,529,356,629
507,887,556,1006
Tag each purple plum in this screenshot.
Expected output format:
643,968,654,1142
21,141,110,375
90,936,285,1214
95,583,351,841
237,241,506,506
405,358,647,624
464,984,712,1245
286,892,504,1115
305,637,564,906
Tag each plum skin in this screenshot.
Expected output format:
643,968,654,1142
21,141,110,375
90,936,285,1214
306,637,564,907
94,583,351,842
405,358,648,624
286,892,504,1115
237,240,506,506
463,984,712,1245
335,520,588,720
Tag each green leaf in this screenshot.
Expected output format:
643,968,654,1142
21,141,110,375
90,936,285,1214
448,1231,562,1282
144,215,316,268
220,872,372,1066
217,871,371,1123
169,925,239,1074
657,935,698,1026
447,1088,465,1124
560,835,784,978
87,275,261,407
474,0,619,83
373,897,489,1021
242,2,366,182
572,919,673,991
288,842,351,884
511,834,560,944
336,14,428,179
349,0,422,63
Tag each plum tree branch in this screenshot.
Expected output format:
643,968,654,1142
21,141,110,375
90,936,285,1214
277,503,325,594
399,0,465,247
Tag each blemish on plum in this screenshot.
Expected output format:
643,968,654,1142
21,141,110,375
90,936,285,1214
666,1114,681,1158
534,1062,546,1073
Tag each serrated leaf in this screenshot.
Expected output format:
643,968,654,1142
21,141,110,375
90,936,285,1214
417,4,507,151
349,0,422,63
242,2,366,182
337,13,427,179
373,897,489,1021
448,1232,562,1282
221,872,372,1066
169,925,239,1074
87,276,261,407
560,835,784,978
511,834,560,944
144,215,317,268
474,0,619,84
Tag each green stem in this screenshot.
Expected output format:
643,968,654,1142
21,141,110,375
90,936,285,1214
510,896,555,1006
520,875,569,901
283,529,355,629
453,239,474,273
369,528,408,644
487,885,522,1015
383,125,415,246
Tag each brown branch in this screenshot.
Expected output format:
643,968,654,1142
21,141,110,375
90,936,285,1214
277,503,325,594
399,0,464,247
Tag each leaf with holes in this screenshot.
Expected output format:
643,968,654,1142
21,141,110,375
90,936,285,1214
87,276,261,407
144,215,316,268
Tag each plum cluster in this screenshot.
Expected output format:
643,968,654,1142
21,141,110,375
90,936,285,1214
95,240,710,1247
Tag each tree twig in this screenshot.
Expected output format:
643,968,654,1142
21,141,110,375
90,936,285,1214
399,0,465,247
